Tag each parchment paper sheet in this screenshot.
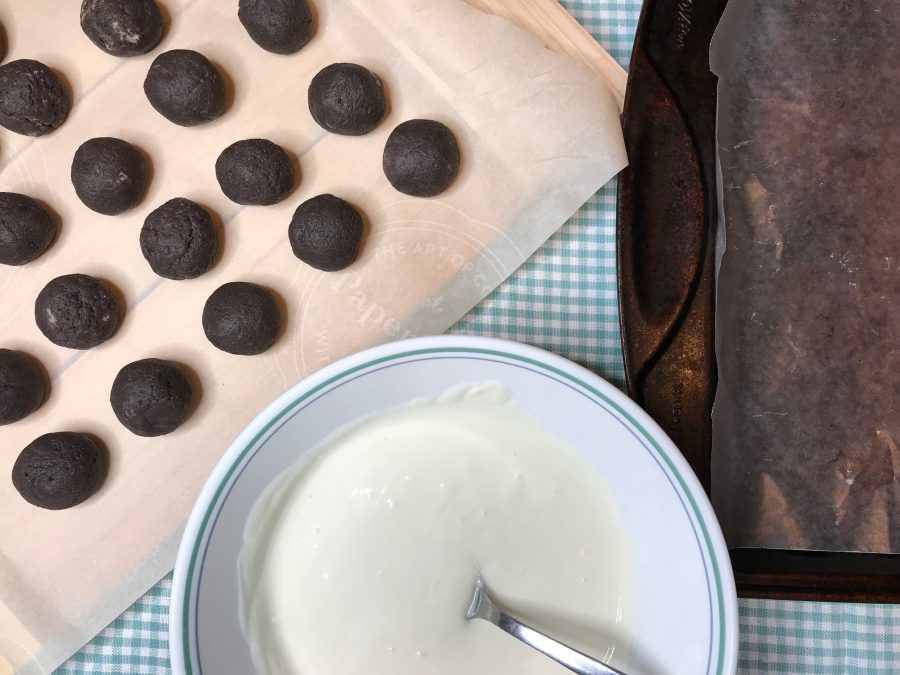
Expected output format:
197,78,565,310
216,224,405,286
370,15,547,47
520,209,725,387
710,0,900,553
0,1,625,671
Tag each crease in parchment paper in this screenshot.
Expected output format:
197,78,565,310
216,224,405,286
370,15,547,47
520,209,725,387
710,0,900,555
0,0,625,671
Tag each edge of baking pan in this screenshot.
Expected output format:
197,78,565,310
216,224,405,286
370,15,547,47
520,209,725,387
616,0,900,602
616,0,725,493
731,549,900,602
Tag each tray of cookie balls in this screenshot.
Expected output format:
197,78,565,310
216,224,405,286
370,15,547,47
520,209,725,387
3,3,461,505
0,0,626,667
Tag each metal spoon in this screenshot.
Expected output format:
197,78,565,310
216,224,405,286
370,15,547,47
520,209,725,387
466,577,628,675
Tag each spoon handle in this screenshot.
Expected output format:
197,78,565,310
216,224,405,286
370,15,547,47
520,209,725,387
467,579,626,675
493,609,627,675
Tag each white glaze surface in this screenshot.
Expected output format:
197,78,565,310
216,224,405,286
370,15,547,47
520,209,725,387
240,384,635,674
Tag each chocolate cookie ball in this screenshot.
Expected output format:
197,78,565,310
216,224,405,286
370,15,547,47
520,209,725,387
35,274,121,350
0,349,45,425
12,432,106,510
202,282,281,355
239,0,314,55
110,358,193,436
144,49,227,126
0,192,57,266
80,0,164,57
141,198,218,280
308,63,386,136
288,194,364,271
215,139,294,206
71,137,148,215
383,119,460,197
0,59,70,136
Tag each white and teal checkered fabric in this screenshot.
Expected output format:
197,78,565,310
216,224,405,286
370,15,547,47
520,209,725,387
739,600,900,674
56,1,900,673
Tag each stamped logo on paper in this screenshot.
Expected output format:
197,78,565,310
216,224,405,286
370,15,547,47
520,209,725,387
296,211,511,373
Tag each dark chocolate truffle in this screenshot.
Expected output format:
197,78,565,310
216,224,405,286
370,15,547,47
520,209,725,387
110,358,193,436
215,139,294,206
202,282,281,355
35,274,121,350
80,0,164,57
0,349,45,425
288,194,364,271
239,0,314,55
140,198,218,280
144,49,227,126
0,192,57,266
71,137,148,215
383,119,460,197
308,63,386,136
0,59,70,136
12,432,106,510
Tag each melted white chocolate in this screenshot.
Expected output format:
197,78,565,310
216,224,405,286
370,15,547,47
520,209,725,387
239,384,635,674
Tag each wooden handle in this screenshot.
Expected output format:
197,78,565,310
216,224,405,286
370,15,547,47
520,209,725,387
464,0,627,110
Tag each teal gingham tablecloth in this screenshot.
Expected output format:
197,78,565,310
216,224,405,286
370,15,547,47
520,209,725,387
56,1,900,673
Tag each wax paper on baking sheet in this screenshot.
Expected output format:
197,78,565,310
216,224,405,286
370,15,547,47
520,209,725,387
0,0,626,671
710,0,900,554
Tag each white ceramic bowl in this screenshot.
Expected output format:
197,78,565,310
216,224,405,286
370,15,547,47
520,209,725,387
170,336,738,675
